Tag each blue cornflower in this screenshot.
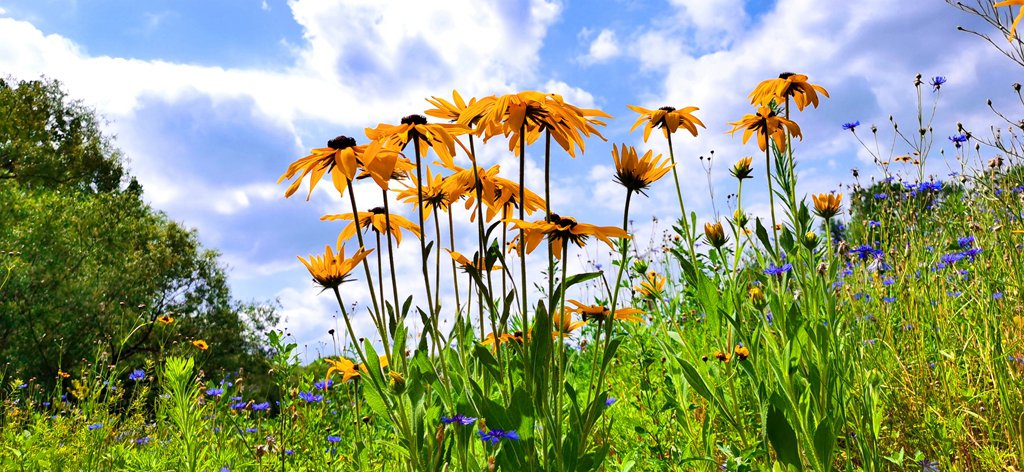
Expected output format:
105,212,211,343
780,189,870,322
230,396,243,401
764,262,792,276
16,383,27,389
606,397,617,407
478,429,520,445
206,387,225,397
948,291,963,298
285,449,294,456
298,391,323,403
929,76,946,91
940,252,965,266
327,435,342,443
252,402,270,411
868,220,881,228
918,458,939,472
765,311,774,326
882,297,896,303
220,468,230,472
963,247,982,261
440,414,477,426
128,369,145,382
135,437,150,445
851,244,882,261
957,236,975,248
993,292,1003,300
874,193,887,199
88,423,103,431
313,379,333,391
949,134,967,148
882,276,895,286
842,121,860,131
230,401,247,410
245,428,257,433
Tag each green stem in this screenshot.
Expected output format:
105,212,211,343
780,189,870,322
345,181,391,362
666,133,697,263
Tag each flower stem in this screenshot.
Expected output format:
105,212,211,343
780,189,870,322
666,133,698,264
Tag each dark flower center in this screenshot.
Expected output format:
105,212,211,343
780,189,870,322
368,207,387,214
327,135,356,150
778,72,796,79
658,106,676,112
401,114,428,125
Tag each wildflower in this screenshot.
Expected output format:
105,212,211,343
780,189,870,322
842,121,860,131
553,310,587,336
327,435,342,443
478,428,520,445
565,300,644,323
447,250,500,272
230,401,247,410
626,104,705,142
748,72,830,111
611,144,672,194
728,106,802,153
297,244,372,290
424,90,495,128
929,76,946,91
734,344,750,361
192,340,209,351
205,387,225,397
440,414,477,426
128,369,145,382
764,262,792,276
730,156,754,180
917,458,939,472
298,391,323,403
634,272,666,298
323,208,421,246
314,379,333,391
733,209,749,228
506,214,628,259
472,91,609,157
481,331,525,348
749,286,767,309
882,276,895,286
606,397,617,407
135,437,150,445
882,297,896,303
279,136,395,199
948,134,967,148
703,221,729,248
995,0,1024,41
156,314,174,325
712,351,730,362
993,291,1003,300
88,423,103,431
251,402,270,411
324,356,389,384
396,166,452,219
388,371,406,394
811,193,842,218
957,236,975,248
365,114,467,168
874,193,887,199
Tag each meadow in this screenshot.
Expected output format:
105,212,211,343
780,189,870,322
4,3,1024,472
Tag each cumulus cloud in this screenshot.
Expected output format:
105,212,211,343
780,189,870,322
579,29,621,65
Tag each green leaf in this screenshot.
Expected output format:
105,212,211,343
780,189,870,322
813,418,834,469
755,218,776,258
766,402,802,471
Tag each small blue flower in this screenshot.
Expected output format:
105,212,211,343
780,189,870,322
206,387,225,397
252,402,270,411
874,193,887,199
128,369,146,382
882,297,896,303
313,379,333,391
868,220,881,228
327,435,342,443
993,291,1003,300
606,397,617,407
440,414,477,426
285,449,294,456
135,437,150,445
842,120,860,131
957,236,975,248
88,423,103,431
882,276,895,286
230,402,247,410
764,262,792,276
298,391,323,403
479,429,520,445
949,134,967,148
245,428,258,433
918,458,939,472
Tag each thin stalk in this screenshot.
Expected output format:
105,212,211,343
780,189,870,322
765,144,781,259
667,133,698,263
377,231,385,319
345,182,391,361
412,138,440,355
448,209,461,313
382,192,402,341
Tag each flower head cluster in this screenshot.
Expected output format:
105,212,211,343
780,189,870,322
626,104,705,142
297,244,373,289
728,106,802,153
506,214,628,259
748,72,829,111
611,144,672,194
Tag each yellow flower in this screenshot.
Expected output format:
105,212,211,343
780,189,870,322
748,73,829,111
424,90,496,129
481,331,527,347
733,209,749,228
634,272,666,298
396,166,452,219
365,114,468,168
749,286,766,308
297,244,373,289
440,164,546,222
472,91,609,157
554,311,587,335
611,144,673,194
506,214,628,259
704,221,729,248
728,106,802,153
626,105,705,142
156,314,174,325
565,300,644,323
447,250,501,272
324,355,390,384
322,208,421,246
192,340,209,351
812,193,843,219
995,0,1024,41
730,156,754,180
278,136,397,199
733,344,750,361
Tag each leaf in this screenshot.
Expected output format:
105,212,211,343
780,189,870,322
766,402,802,471
813,418,834,469
755,218,776,259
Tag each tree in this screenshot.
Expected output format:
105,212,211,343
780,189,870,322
0,77,278,390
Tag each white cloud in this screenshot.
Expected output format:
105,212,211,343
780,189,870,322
579,29,620,65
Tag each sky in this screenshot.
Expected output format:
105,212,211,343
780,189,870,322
1,0,1019,361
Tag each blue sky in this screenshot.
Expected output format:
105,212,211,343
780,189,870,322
1,0,1018,360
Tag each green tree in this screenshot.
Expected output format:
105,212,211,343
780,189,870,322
0,77,277,391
